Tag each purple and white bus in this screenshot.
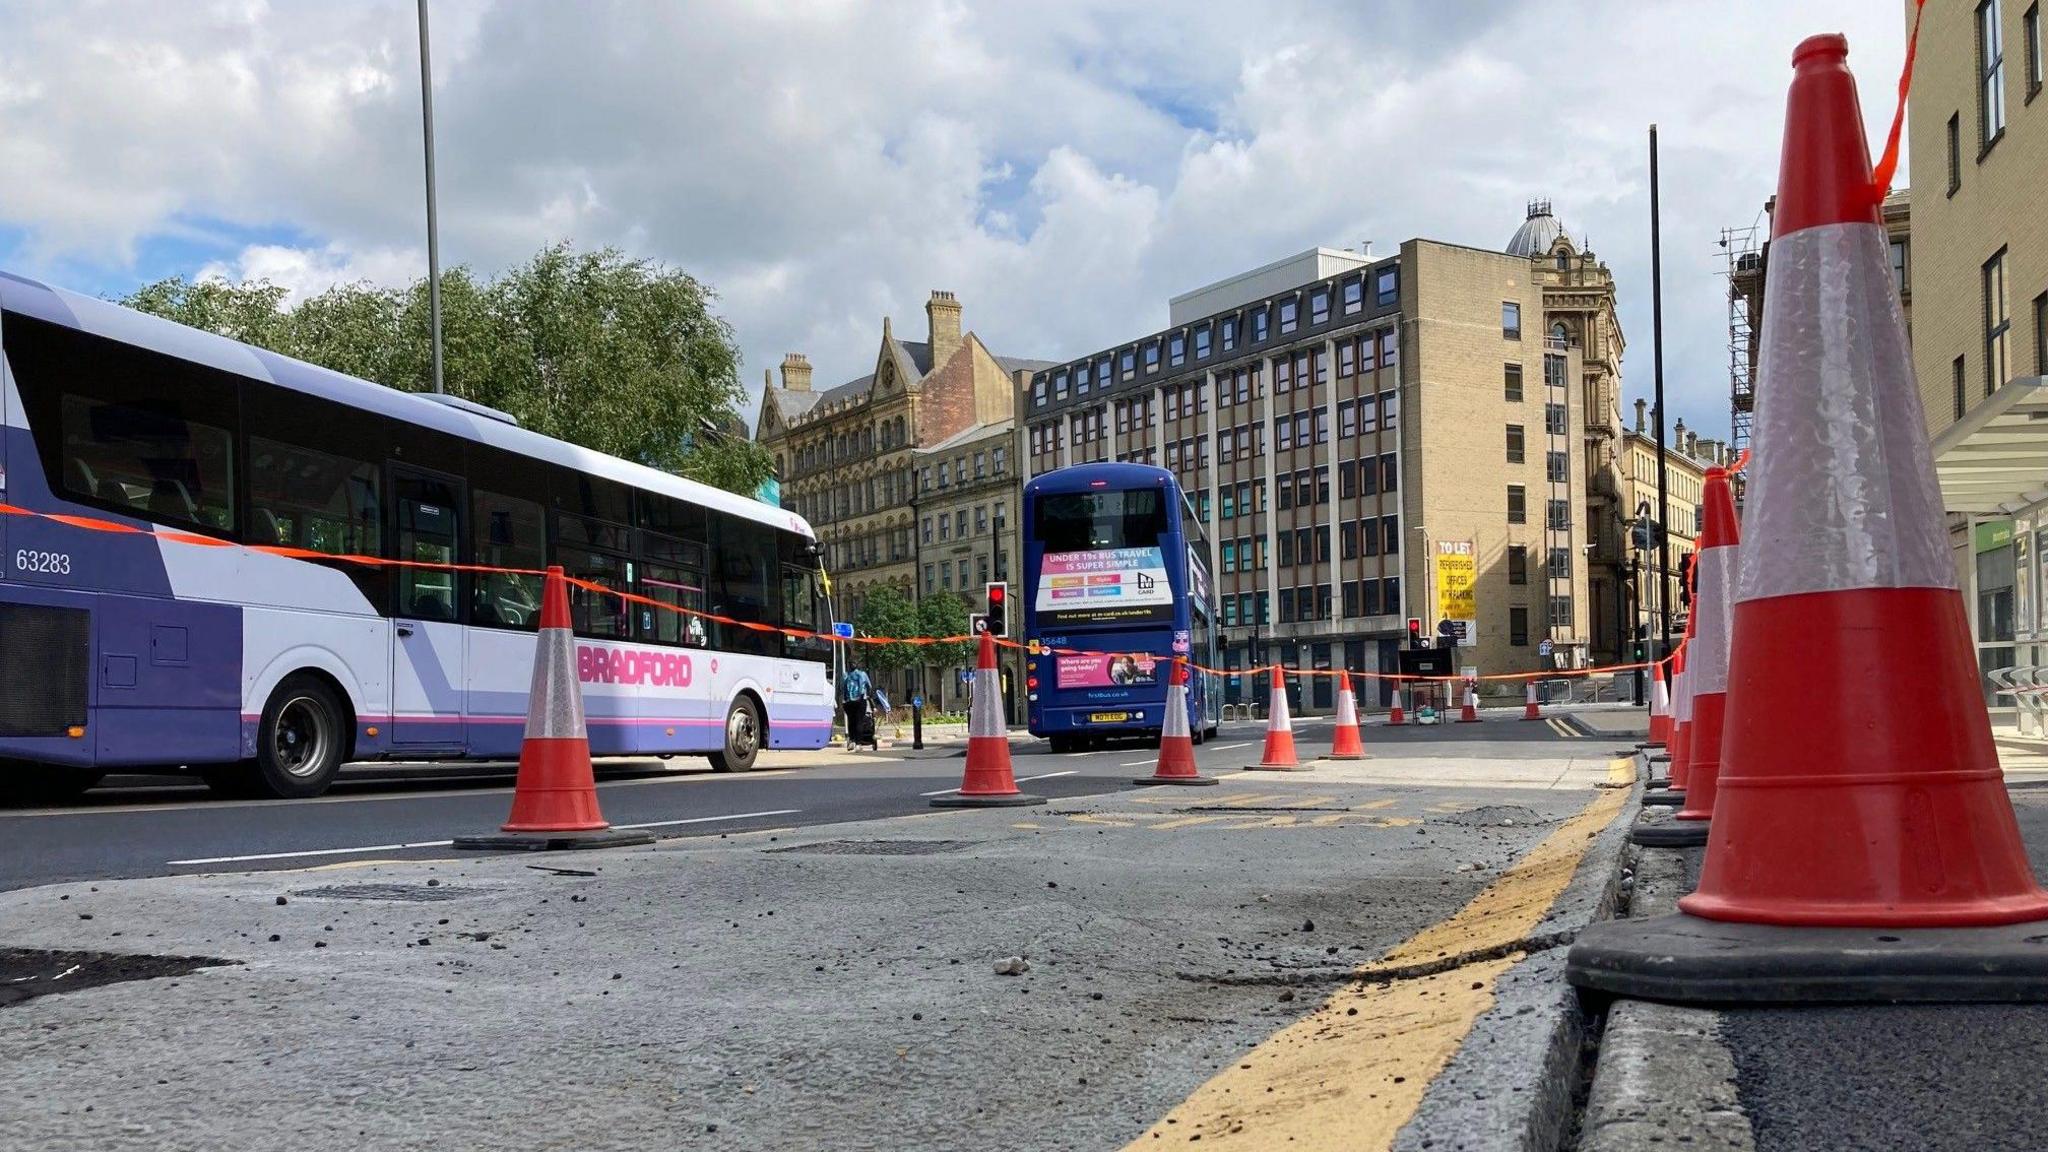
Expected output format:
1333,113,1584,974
0,270,834,800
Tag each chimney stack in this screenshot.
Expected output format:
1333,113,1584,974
1687,430,1700,457
1633,398,1647,434
926,290,963,368
780,353,813,392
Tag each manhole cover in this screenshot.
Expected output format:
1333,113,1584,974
766,839,974,856
1,948,234,1009
289,883,480,902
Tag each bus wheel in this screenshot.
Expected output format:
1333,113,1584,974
709,696,761,773
0,761,104,804
219,676,346,799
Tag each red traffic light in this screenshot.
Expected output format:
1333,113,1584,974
988,584,1005,604
1407,617,1422,636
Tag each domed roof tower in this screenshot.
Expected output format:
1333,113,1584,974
1506,199,1570,257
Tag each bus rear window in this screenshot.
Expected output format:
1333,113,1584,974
1032,489,1166,553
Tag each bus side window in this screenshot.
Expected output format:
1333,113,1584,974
471,489,545,630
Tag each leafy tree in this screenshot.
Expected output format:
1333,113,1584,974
851,584,922,678
119,243,772,497
916,589,976,670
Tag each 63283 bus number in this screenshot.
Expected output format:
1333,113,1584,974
13,549,73,575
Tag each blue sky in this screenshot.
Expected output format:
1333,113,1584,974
0,0,1909,433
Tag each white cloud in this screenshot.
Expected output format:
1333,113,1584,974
0,0,1909,432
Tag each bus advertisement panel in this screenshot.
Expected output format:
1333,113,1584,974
1034,545,1174,627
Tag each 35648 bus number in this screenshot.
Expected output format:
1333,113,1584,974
13,549,72,575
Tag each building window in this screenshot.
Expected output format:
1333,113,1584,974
1508,485,1527,524
1508,545,1528,586
974,451,987,479
1310,289,1330,325
1987,247,2012,396
1890,239,1910,296
1144,342,1161,372
1549,597,1573,629
1981,0,2008,149
1222,317,1238,351
1502,301,1522,340
1169,332,1186,367
1195,325,1211,359
1119,350,1136,380
1946,111,1962,198
1343,278,1363,314
1505,363,1523,401
1054,372,1069,401
1548,547,1571,580
2036,292,2048,373
1506,424,1526,463
1279,298,1299,335
1375,267,1398,307
1545,402,1568,436
1955,354,1968,420
1547,451,1569,484
1033,378,1047,407
1547,499,1571,530
1509,607,1530,647
2027,2,2043,98
1075,362,1091,395
1251,309,1268,342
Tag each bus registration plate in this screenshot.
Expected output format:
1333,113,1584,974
1088,711,1130,724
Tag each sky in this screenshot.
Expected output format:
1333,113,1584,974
0,0,1910,438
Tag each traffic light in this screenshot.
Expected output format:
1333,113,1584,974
1406,617,1424,649
1632,622,1648,663
985,581,1009,637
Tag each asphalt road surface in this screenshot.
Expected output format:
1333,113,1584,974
0,711,1595,892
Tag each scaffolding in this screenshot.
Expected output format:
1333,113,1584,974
1719,223,1763,455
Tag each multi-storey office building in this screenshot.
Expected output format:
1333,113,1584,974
1021,212,1625,709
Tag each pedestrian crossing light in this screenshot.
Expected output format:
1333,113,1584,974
1406,617,1425,649
985,581,1009,638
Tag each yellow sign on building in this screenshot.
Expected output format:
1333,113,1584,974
1434,540,1477,647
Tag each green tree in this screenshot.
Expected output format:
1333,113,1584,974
851,584,922,678
916,589,976,670
118,244,773,497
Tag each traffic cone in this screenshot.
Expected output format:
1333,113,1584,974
1245,666,1302,771
454,567,653,851
1643,645,1688,805
1672,469,1741,828
1571,34,2048,1004
1457,686,1479,723
933,632,1044,808
1387,682,1406,726
1645,661,1670,747
1522,681,1542,721
1134,659,1217,786
1326,672,1367,760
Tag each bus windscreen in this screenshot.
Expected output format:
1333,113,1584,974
1031,489,1174,627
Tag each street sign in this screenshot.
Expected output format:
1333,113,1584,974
832,621,854,639
970,613,989,635
1538,638,1554,658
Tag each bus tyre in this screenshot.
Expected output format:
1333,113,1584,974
219,676,347,800
709,696,761,773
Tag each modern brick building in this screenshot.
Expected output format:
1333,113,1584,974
1019,206,1626,709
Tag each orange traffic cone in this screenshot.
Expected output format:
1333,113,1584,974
1245,666,1302,771
455,567,652,850
1643,644,1688,805
1521,681,1542,721
1135,659,1216,786
933,632,1043,808
1326,672,1366,760
1457,685,1479,723
1571,34,2048,1004
1387,681,1406,726
1646,661,1671,746
1670,469,1742,831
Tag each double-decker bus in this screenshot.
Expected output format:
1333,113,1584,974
1021,462,1218,751
0,270,833,800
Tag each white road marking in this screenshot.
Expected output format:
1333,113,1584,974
169,840,452,866
920,768,1079,797
1209,742,1253,751
1119,759,1156,767
616,808,801,830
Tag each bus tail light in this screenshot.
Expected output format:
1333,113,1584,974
1026,676,1040,690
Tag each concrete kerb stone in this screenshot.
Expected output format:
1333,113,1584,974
1391,761,1643,1152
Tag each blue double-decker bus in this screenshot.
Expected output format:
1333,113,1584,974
1021,463,1217,751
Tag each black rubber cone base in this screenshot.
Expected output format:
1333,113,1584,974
452,828,656,852
1323,752,1367,762
1635,741,1666,751
930,791,1044,809
1630,818,1709,847
1567,912,2048,1004
1641,789,1686,807
1132,775,1220,786
1246,762,1305,772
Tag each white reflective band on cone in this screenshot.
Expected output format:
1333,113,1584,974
528,627,587,740
1162,679,1189,739
1739,221,1953,603
969,664,1003,737
1691,546,1738,695
1674,670,1692,725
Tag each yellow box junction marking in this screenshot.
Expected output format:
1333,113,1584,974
1123,758,1634,1151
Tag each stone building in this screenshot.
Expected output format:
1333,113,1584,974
1610,401,1737,663
1019,204,1625,707
756,291,1050,704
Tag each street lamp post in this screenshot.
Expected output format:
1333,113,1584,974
416,0,445,395
908,489,925,750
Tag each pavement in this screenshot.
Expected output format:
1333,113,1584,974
1574,757,2048,1152
0,708,1637,1151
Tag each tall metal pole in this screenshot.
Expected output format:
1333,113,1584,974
1649,124,1671,661
417,0,445,395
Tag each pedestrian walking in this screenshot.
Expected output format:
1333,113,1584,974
842,664,876,750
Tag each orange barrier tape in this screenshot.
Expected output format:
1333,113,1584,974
1870,0,1925,202
4,498,1666,687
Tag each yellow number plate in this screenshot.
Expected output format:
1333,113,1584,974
1088,712,1130,723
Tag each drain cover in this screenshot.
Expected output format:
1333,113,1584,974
767,839,974,856
289,883,481,902
1,948,234,1009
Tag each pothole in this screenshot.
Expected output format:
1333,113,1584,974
1432,804,1545,828
1,948,234,1009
